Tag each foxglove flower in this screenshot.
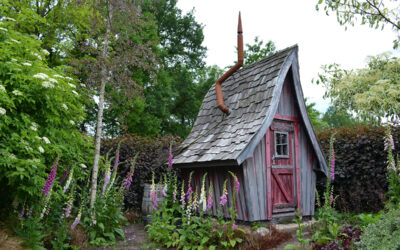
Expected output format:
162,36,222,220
168,143,173,170
102,161,111,195
71,207,82,230
192,190,199,212
206,183,213,212
59,167,69,185
122,153,138,191
330,148,335,181
150,172,158,210
200,173,207,211
180,181,186,211
42,157,59,196
186,171,194,201
330,194,334,203
63,167,74,193
19,204,25,220
65,189,74,218
229,171,240,194
232,223,237,231
220,180,228,206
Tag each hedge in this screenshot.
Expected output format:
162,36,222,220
101,134,182,210
317,125,400,213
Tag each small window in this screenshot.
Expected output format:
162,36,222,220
274,131,289,158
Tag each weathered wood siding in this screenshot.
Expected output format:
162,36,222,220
275,71,317,216
242,138,268,221
182,166,248,220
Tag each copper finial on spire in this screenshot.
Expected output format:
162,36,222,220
215,12,244,115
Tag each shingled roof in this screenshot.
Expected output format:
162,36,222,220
174,45,328,174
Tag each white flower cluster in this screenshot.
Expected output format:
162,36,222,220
0,27,7,32
48,78,57,83
11,58,17,62
4,17,16,22
32,53,42,60
62,104,68,110
54,74,64,78
42,49,50,55
69,120,75,125
72,90,78,95
0,107,6,115
10,39,20,44
68,83,76,88
80,163,87,169
65,77,73,81
0,85,5,92
12,90,22,96
22,62,32,66
42,81,54,88
33,73,48,80
38,146,45,153
30,122,38,131
42,137,50,144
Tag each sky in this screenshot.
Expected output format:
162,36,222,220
176,0,399,113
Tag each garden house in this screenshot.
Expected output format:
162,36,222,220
174,17,328,222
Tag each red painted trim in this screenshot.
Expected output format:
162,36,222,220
294,123,302,214
272,172,292,202
274,114,300,122
265,130,273,220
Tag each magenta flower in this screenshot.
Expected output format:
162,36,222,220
112,149,120,171
161,185,167,197
232,223,237,231
330,194,334,203
330,148,335,181
41,157,59,196
65,203,72,218
102,167,111,195
207,193,213,211
59,167,69,185
150,190,158,210
71,208,82,230
168,144,173,170
19,205,25,220
186,185,192,201
220,193,227,206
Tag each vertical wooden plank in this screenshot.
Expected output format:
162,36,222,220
266,130,273,220
294,122,302,214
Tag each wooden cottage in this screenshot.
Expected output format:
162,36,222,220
174,17,327,222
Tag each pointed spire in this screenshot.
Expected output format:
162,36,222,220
238,12,243,34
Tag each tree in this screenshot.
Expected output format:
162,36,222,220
305,98,328,129
1,0,93,67
322,106,364,128
244,36,276,66
316,54,400,122
75,0,157,214
0,18,91,205
316,0,400,48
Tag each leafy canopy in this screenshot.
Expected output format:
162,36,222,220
316,54,400,122
316,0,400,48
0,18,91,203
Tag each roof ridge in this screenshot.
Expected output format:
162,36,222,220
240,44,298,71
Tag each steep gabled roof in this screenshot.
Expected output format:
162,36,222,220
174,45,328,175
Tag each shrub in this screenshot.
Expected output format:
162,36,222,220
101,134,182,210
317,125,400,213
357,206,400,249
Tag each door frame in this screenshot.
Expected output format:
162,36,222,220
266,114,301,219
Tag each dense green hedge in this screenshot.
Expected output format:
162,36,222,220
101,134,182,210
317,125,399,213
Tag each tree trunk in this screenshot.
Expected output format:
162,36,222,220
90,1,112,215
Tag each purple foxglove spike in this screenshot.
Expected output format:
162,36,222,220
112,150,120,171
59,168,69,185
232,224,237,231
219,193,227,206
42,157,59,196
330,149,335,181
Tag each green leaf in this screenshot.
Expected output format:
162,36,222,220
284,244,298,250
114,228,124,238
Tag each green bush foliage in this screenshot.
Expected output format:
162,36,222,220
317,125,399,213
357,206,400,249
0,17,92,211
101,134,182,210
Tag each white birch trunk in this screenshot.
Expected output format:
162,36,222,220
90,1,112,213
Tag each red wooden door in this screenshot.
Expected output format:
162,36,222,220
269,120,297,214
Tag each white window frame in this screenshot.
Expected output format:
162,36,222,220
274,131,289,158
